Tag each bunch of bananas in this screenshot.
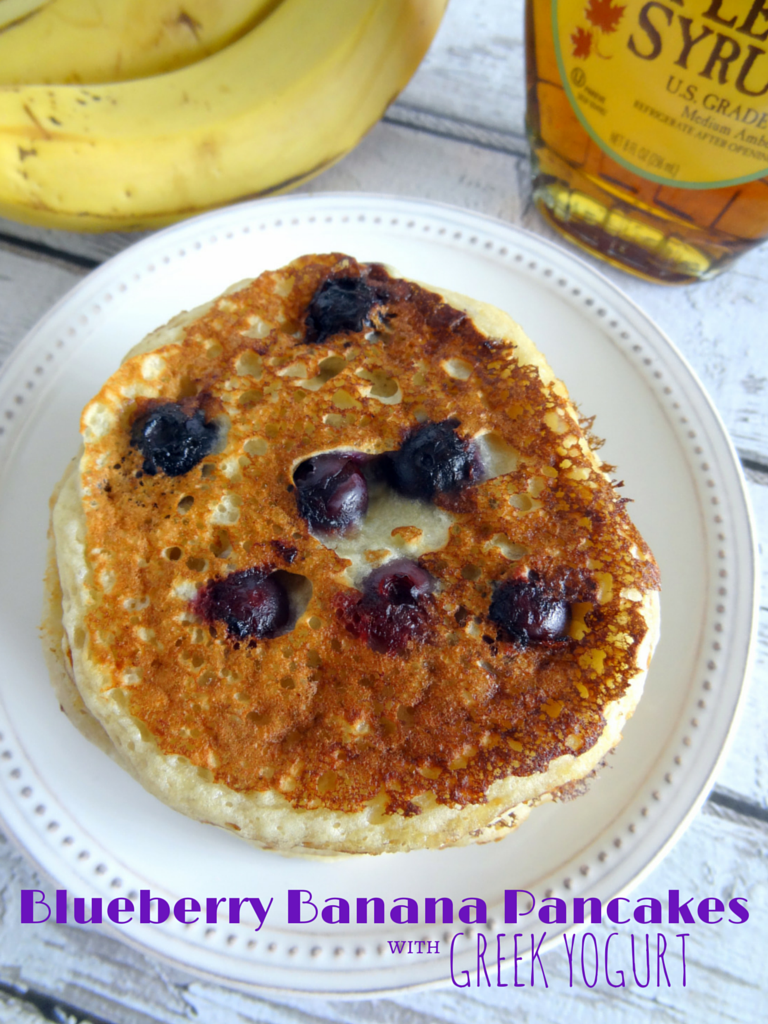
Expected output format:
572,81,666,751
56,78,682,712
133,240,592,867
0,0,446,231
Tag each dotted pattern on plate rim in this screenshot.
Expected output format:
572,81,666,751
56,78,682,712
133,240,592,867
0,207,739,966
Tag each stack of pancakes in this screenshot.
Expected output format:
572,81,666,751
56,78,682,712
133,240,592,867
44,254,660,854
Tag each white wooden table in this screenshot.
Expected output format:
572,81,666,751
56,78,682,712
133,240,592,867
0,1,766,1020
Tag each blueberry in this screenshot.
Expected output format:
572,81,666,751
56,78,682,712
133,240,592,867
334,559,435,654
294,452,368,534
365,559,434,607
388,420,473,501
489,575,570,645
305,277,382,344
195,568,290,640
131,403,217,476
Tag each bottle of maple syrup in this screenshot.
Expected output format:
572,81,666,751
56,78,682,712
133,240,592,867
526,0,768,282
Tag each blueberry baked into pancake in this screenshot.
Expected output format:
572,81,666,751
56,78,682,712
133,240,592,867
44,253,660,855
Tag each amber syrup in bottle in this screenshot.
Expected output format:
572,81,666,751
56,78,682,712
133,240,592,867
526,0,768,282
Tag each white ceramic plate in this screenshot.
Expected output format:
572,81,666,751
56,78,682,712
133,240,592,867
0,194,757,996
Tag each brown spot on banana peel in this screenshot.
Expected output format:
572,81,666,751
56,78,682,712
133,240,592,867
22,104,52,140
176,11,203,40
178,0,285,52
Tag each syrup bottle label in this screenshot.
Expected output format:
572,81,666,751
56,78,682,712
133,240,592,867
554,0,768,187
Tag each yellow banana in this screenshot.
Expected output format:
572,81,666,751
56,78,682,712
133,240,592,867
0,0,446,232
0,0,283,85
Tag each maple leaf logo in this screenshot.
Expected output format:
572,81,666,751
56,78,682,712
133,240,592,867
585,0,625,34
571,25,592,59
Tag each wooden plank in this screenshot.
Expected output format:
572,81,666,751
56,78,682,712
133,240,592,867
714,476,768,806
0,247,86,365
395,0,525,138
0,983,118,1024
0,811,764,1022
0,223,148,268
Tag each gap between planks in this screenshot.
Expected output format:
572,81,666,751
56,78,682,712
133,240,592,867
0,231,99,272
707,786,768,828
0,979,124,1024
385,102,528,157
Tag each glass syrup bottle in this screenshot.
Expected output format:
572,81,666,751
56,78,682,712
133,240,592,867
526,0,768,282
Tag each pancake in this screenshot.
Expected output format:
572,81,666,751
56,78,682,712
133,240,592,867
43,254,660,855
